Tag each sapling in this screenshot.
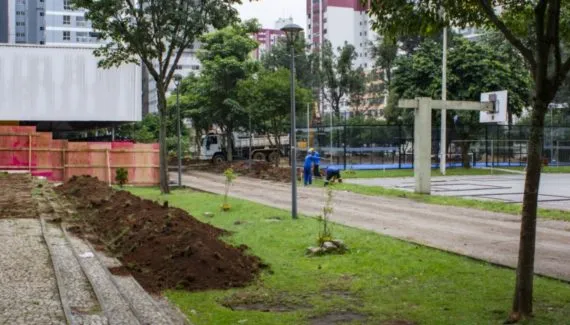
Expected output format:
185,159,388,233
318,185,334,246
115,168,128,188
222,168,236,211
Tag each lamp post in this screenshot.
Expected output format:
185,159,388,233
281,23,303,220
174,74,183,187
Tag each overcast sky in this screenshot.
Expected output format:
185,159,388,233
235,0,306,30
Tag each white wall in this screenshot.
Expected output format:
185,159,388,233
0,44,142,121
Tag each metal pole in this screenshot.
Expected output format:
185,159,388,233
307,103,310,150
550,108,553,163
329,110,333,163
440,26,447,175
176,85,182,186
290,45,298,219
249,112,252,169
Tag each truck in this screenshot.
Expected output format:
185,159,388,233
0,44,141,125
199,132,290,164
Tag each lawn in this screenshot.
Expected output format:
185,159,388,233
314,181,570,222
505,166,570,174
341,168,506,179
130,188,570,325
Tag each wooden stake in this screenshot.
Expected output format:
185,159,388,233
28,134,32,172
106,149,111,185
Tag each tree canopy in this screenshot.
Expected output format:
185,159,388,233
72,0,240,193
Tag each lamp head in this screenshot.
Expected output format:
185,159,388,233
280,23,303,44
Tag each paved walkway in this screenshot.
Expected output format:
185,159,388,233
178,171,570,282
346,173,570,211
0,219,66,325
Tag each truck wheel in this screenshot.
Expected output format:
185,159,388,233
253,151,266,161
268,151,280,163
212,154,225,164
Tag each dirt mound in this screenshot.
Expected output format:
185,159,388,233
199,161,292,182
56,175,263,293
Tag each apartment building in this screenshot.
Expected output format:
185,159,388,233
307,0,385,118
0,0,103,45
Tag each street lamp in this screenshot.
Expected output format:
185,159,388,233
174,74,183,187
281,23,303,220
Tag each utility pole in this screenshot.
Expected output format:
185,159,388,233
440,26,448,175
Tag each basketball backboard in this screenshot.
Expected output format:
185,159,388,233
480,90,508,124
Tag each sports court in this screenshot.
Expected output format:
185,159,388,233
346,172,570,211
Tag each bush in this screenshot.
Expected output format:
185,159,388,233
115,168,129,187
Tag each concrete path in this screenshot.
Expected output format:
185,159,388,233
346,173,570,211
177,171,570,282
0,219,66,325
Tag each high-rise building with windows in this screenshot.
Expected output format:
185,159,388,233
307,0,378,70
0,0,104,45
307,0,385,118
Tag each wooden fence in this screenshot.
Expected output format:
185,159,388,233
0,126,159,185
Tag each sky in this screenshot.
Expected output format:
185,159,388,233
235,0,306,30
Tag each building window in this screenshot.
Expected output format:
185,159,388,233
39,12,44,16
16,22,25,26
76,32,89,42
39,26,44,30
76,16,86,26
63,31,70,41
63,0,71,10
63,15,70,25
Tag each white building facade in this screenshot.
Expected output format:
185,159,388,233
307,0,384,117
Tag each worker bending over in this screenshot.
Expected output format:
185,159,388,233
324,165,342,186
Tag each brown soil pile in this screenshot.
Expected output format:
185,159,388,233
199,161,293,182
0,173,38,219
56,175,263,293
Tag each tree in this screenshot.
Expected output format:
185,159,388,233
237,68,312,165
261,37,315,89
365,0,570,321
72,0,239,194
320,41,366,117
191,20,260,162
387,36,531,167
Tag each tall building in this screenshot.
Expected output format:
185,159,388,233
147,43,202,114
307,0,384,118
307,0,378,70
252,28,285,60
0,0,103,45
0,0,9,43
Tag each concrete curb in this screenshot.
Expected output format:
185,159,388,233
62,225,140,325
39,217,75,325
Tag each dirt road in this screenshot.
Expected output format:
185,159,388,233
178,171,570,282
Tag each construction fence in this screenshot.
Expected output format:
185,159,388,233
295,124,570,170
0,126,160,185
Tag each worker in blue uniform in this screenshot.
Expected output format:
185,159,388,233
303,148,315,186
312,150,321,178
324,165,342,186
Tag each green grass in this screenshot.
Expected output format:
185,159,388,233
342,168,508,179
129,188,570,325
341,166,570,179
504,166,570,174
316,180,570,222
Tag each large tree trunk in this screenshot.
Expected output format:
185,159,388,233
460,142,471,169
226,128,233,162
157,90,170,194
510,99,547,321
